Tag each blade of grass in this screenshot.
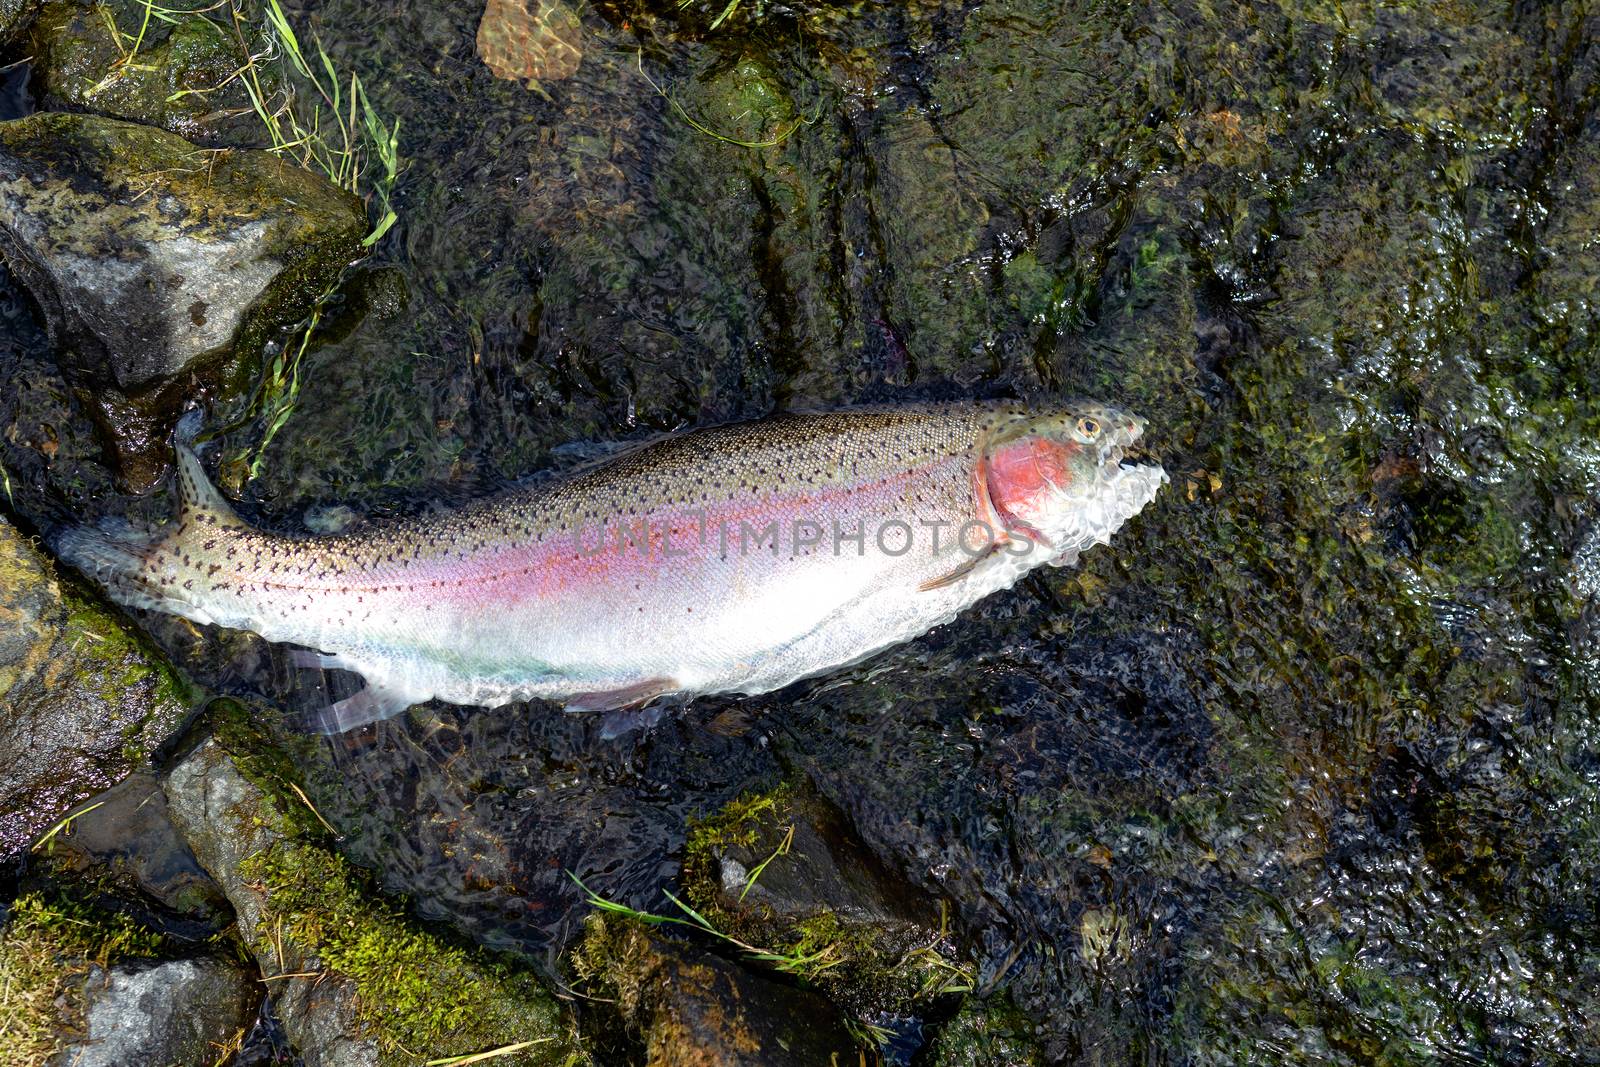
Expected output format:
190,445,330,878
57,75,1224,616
634,49,811,150
424,1039,555,1067
30,801,107,853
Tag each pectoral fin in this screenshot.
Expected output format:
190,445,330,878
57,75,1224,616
919,544,1000,591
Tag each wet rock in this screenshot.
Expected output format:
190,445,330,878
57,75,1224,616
163,738,586,1067
703,786,931,928
36,774,233,938
56,956,259,1067
0,0,38,43
0,111,366,393
162,739,379,1067
477,0,583,86
0,517,192,860
0,883,172,1063
575,916,859,1066
924,995,1044,1067
29,1,279,147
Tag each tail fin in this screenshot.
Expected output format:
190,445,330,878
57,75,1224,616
52,410,238,623
53,520,182,615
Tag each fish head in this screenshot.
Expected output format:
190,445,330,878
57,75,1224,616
983,401,1167,555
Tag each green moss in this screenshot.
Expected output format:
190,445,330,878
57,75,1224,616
238,841,584,1066
683,782,795,871
28,1,277,147
7,887,167,964
568,910,652,1021
60,592,194,763
0,888,168,1067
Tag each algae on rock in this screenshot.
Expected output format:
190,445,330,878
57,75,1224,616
678,783,975,1018
0,888,168,1067
0,517,193,860
28,0,280,147
573,912,860,1066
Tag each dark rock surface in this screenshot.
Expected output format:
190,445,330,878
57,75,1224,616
0,0,37,43
708,787,932,929
0,112,365,392
0,516,192,860
37,773,234,938
55,956,260,1067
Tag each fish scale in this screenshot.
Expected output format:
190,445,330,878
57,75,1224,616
56,401,1165,732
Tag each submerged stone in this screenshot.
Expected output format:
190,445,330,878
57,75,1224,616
36,773,233,938
0,111,366,393
924,994,1045,1066
0,517,192,860
477,0,583,86
56,957,260,1067
28,1,280,148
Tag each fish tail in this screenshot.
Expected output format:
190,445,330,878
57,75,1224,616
53,410,242,623
53,521,183,615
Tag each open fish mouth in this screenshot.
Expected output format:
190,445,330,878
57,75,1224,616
1099,440,1155,475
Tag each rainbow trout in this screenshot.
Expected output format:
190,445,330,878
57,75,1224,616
58,402,1165,732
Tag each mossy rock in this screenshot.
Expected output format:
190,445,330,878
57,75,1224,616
0,0,38,44
0,111,366,393
29,0,280,147
0,517,194,859
163,738,587,1067
572,913,861,1066
679,783,974,1017
0,886,170,1067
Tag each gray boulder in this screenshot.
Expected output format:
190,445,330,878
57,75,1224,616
0,111,366,392
54,957,259,1067
0,516,192,858
164,739,585,1067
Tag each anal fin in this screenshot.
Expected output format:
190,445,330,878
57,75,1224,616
564,677,678,713
308,681,422,734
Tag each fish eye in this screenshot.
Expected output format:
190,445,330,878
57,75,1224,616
1076,417,1101,439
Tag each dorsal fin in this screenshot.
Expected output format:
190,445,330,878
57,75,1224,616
173,410,245,529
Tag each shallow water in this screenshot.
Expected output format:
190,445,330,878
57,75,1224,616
4,0,1600,1061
